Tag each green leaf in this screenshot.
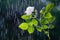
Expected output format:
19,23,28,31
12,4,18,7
36,27,42,32
43,25,48,29
41,25,48,29
44,31,49,36
32,19,38,26
46,3,54,12
19,23,28,30
49,25,55,29
21,15,32,20
29,22,33,26
27,26,34,34
41,19,49,24
44,12,52,18
48,17,55,23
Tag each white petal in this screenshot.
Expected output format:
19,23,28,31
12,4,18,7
25,6,34,15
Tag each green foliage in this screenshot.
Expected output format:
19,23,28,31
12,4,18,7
36,25,48,32
40,19,49,24
32,19,38,26
40,12,55,24
44,31,49,37
41,25,48,29
21,15,32,20
29,22,33,26
44,12,52,18
44,31,49,35
27,26,34,34
39,3,55,40
48,17,55,23
19,23,28,30
36,27,42,32
49,25,55,29
18,3,55,40
45,3,54,12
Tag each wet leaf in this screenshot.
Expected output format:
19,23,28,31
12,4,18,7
44,12,52,18
32,19,38,26
29,22,33,26
36,27,42,32
44,31,49,36
48,17,55,23
41,25,48,29
41,19,49,24
19,23,28,30
27,26,34,34
21,15,32,20
46,3,54,12
49,25,55,29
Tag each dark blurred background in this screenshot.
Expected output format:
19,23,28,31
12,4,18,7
0,0,60,40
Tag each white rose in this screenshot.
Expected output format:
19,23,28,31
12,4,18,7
25,6,34,15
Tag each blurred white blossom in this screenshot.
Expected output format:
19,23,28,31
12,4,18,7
25,6,34,15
